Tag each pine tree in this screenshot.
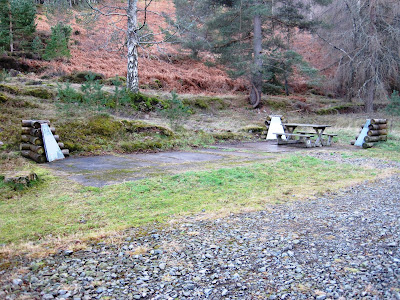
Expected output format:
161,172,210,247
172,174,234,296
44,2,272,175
0,0,13,52
171,0,214,59
0,0,36,52
174,0,329,106
43,23,72,60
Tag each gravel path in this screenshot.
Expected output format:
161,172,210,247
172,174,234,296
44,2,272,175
1,175,399,299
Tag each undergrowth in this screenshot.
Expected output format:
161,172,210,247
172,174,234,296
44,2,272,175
56,114,214,154
57,74,165,112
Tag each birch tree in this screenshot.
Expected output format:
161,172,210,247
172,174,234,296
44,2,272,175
86,0,165,93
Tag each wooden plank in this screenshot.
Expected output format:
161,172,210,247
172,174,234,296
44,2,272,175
29,136,43,145
275,133,314,137
275,133,314,148
283,123,331,128
20,143,31,150
21,143,45,155
355,119,370,146
21,135,30,142
21,120,50,128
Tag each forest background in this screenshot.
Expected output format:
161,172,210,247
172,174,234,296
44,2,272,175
1,0,399,114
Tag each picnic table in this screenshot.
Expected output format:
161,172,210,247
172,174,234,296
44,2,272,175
275,123,336,147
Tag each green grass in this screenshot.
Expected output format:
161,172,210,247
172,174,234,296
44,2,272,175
333,128,400,162
0,155,378,245
352,134,400,162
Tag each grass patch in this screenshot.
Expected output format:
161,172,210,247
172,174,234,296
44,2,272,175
183,96,228,110
0,155,377,245
352,134,400,162
315,103,361,115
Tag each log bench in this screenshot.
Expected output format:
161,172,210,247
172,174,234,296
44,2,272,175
274,133,314,148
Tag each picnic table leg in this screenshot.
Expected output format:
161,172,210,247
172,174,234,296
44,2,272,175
326,135,333,146
276,134,286,145
314,128,325,147
305,138,313,148
284,126,296,140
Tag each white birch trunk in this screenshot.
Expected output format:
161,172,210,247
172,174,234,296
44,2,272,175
127,0,139,93
250,13,262,108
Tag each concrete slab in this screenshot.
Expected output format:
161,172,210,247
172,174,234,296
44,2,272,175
46,141,299,187
48,155,157,172
211,141,297,152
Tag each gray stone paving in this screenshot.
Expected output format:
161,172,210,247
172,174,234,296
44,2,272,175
46,142,297,187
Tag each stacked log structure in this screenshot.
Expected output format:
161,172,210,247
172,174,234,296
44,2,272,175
20,120,69,163
351,119,388,148
265,115,286,131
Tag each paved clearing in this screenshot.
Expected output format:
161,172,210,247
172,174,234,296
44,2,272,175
46,142,298,187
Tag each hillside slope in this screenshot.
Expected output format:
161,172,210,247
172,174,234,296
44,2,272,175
32,0,247,94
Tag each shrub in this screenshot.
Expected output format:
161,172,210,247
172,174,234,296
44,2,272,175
386,90,400,116
43,22,72,60
127,91,164,112
0,69,9,82
23,87,54,99
80,73,107,107
57,76,164,112
57,82,83,103
31,35,44,58
160,91,191,130
61,71,105,83
87,114,122,136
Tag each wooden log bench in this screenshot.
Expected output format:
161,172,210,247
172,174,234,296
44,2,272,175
274,133,314,148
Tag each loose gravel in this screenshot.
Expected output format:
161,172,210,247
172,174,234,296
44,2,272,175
0,173,399,299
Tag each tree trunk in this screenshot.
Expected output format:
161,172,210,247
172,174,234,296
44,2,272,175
365,80,375,113
8,1,13,53
127,0,139,93
250,13,262,108
284,72,289,96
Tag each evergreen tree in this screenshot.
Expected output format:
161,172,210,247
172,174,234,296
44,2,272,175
0,0,36,52
171,0,214,59
0,0,14,52
43,22,72,60
174,0,329,107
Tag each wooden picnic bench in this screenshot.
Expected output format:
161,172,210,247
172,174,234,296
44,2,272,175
296,131,338,146
275,132,315,148
276,123,335,147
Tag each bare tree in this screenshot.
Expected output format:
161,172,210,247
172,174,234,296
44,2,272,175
85,0,174,93
316,0,400,112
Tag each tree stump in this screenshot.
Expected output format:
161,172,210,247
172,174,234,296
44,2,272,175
3,172,39,188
